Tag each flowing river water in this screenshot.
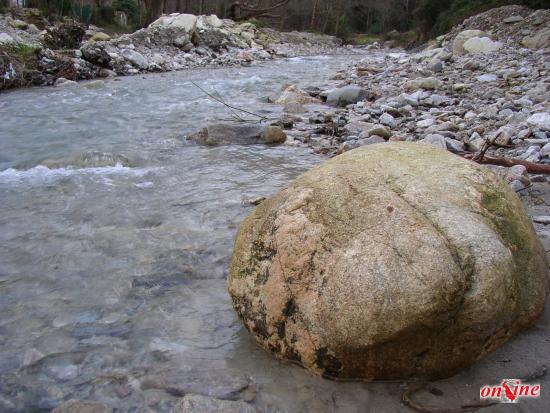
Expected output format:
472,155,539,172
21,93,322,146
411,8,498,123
1,54,549,413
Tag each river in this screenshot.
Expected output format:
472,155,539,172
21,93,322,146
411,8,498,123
1,54,548,413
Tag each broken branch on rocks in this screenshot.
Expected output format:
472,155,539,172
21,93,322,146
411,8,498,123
464,153,550,175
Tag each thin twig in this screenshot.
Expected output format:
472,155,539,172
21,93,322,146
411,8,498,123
191,81,269,121
402,384,499,413
210,84,245,122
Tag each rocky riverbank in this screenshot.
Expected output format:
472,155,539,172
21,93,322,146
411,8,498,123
0,8,341,90
247,6,549,195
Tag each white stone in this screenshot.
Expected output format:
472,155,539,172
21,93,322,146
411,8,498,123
150,13,198,33
463,37,502,54
379,113,396,128
476,74,498,82
540,142,550,157
0,32,15,45
453,30,486,55
121,49,149,69
417,118,435,128
420,134,447,149
197,15,223,29
527,113,550,131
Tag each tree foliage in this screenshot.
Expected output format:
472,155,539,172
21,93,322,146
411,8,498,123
23,0,549,38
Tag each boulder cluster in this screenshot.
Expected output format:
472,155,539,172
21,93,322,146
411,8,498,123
265,6,549,195
0,10,341,89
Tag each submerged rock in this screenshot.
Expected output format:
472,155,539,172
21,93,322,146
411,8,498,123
173,394,258,413
187,123,286,146
52,400,112,413
228,142,548,380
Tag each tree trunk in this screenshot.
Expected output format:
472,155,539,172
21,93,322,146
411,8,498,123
310,0,318,29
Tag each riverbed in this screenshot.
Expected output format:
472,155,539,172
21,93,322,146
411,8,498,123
1,54,549,413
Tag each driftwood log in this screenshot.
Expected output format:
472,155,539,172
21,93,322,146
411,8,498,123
463,153,550,175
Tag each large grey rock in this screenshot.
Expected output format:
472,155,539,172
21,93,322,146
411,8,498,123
150,14,198,33
522,27,550,50
81,43,112,67
0,32,15,44
173,394,258,413
187,123,286,146
452,30,486,55
420,134,447,149
273,85,319,105
527,113,550,131
228,142,548,380
326,86,369,107
121,49,149,69
197,15,224,30
503,15,524,24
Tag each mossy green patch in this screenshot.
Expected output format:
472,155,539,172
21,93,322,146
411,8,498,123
479,183,532,273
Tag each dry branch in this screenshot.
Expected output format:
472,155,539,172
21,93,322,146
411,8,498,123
464,153,550,175
191,81,269,122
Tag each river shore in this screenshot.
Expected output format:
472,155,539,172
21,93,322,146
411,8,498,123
0,8,342,91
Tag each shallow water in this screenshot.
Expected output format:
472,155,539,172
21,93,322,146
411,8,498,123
1,54,549,413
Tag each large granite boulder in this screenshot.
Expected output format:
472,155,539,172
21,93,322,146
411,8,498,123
228,142,548,380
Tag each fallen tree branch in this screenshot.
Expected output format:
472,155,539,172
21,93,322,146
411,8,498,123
471,137,492,162
463,153,550,175
191,81,269,122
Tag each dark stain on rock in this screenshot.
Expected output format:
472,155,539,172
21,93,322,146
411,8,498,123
429,387,444,397
285,346,302,363
253,316,269,339
315,347,342,379
283,298,297,317
254,267,270,286
275,319,286,339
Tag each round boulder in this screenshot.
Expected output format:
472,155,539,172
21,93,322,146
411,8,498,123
228,142,548,380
